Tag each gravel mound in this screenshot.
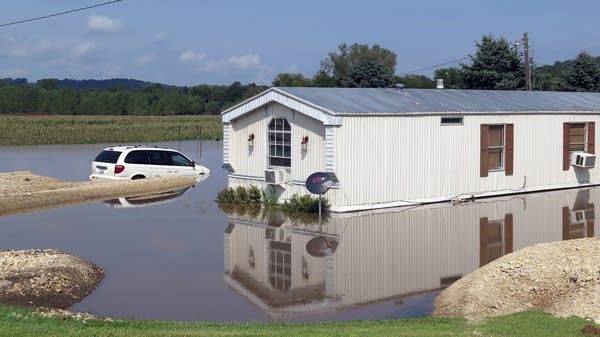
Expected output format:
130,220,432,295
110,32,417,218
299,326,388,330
0,249,104,309
433,238,600,322
0,171,195,216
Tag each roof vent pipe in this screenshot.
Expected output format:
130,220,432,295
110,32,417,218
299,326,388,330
436,79,444,89
394,83,405,91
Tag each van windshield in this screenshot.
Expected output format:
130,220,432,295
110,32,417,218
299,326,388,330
94,150,121,164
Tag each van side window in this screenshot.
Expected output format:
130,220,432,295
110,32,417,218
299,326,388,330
124,150,149,164
149,150,173,165
171,152,192,166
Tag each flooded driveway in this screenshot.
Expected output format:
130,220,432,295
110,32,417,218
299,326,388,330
0,141,597,321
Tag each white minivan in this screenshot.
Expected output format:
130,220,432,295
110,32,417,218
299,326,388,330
89,146,210,181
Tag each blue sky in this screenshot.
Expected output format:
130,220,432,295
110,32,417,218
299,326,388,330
1,0,600,86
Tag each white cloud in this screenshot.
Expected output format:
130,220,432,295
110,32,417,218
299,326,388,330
71,42,96,59
87,15,123,33
6,40,52,58
202,53,264,71
155,32,167,41
135,53,157,66
227,54,261,69
179,50,207,63
0,67,28,78
284,64,301,73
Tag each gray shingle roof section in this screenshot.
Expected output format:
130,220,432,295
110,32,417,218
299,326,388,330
277,87,600,114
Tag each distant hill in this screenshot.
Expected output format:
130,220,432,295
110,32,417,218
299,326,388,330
58,78,171,90
1,77,176,90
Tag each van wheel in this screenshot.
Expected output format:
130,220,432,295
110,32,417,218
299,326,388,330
131,175,145,180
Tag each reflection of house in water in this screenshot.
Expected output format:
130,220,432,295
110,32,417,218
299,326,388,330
223,188,598,319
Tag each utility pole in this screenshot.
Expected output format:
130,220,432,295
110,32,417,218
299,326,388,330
523,32,532,91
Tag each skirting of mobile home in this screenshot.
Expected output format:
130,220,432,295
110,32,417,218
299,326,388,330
221,87,600,212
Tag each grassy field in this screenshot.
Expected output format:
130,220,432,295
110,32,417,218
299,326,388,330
0,115,222,145
0,305,596,337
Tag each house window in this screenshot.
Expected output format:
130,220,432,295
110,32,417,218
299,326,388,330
268,118,291,167
488,125,504,170
569,123,587,152
563,122,595,170
480,124,513,177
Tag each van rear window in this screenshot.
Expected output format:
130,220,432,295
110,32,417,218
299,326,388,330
94,150,121,163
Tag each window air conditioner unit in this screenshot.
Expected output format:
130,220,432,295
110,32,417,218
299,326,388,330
265,168,287,185
571,152,596,168
570,209,595,224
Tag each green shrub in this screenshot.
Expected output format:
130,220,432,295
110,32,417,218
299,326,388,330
216,188,235,203
247,185,262,203
262,189,279,206
217,187,327,216
281,194,329,214
217,185,262,205
234,186,249,203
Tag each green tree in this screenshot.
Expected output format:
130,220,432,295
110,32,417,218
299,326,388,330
433,67,463,88
562,51,600,92
311,70,336,87
272,73,313,87
393,74,435,88
461,35,525,90
320,43,397,87
344,58,394,88
37,78,60,90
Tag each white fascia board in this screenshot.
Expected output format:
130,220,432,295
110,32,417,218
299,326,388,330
221,88,342,126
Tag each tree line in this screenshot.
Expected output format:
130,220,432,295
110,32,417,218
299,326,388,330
2,34,599,115
0,79,267,115
273,35,600,92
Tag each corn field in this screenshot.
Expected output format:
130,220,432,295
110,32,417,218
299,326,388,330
0,115,222,145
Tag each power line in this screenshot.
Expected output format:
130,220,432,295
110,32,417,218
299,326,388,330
0,0,124,28
401,56,470,75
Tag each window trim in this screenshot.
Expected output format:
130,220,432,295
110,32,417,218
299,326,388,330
480,123,514,177
487,125,505,171
267,117,291,168
563,122,595,170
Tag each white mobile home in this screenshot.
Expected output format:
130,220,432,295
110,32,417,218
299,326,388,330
221,88,600,212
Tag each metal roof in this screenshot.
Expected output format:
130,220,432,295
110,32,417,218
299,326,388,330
276,87,600,114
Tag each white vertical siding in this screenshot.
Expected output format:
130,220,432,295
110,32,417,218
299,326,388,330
332,114,600,210
292,112,326,183
228,102,326,198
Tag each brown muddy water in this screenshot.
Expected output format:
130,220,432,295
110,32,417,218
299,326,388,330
0,141,597,321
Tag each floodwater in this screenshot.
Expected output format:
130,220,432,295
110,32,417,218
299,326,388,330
0,141,597,321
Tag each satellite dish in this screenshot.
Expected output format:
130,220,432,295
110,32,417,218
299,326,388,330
306,236,338,257
306,172,338,195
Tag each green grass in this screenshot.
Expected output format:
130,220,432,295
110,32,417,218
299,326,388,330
0,305,596,337
0,115,222,145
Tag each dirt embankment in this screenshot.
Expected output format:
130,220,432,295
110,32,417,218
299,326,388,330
0,171,195,216
0,249,103,309
434,238,600,323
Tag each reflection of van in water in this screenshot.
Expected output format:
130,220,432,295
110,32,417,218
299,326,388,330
104,187,191,208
